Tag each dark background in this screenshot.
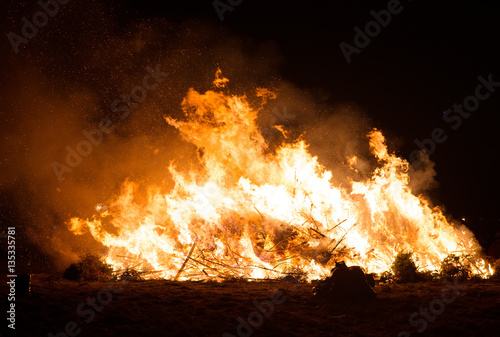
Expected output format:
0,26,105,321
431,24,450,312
1,0,499,270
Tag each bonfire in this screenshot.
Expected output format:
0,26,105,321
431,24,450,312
68,70,492,281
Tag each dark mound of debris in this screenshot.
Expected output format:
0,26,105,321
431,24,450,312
313,261,376,301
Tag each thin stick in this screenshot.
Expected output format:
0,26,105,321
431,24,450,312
302,189,316,210
188,257,233,278
331,222,357,252
174,242,197,281
253,205,264,219
326,218,348,233
310,227,326,237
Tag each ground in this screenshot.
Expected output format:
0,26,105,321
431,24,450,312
2,275,500,337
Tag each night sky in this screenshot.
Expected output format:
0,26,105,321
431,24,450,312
1,0,500,269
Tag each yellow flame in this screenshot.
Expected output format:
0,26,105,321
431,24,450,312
213,67,229,88
68,70,491,280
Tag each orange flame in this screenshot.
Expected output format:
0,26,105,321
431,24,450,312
68,71,492,280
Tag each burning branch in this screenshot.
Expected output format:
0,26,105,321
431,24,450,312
325,218,348,233
174,242,197,281
330,222,357,253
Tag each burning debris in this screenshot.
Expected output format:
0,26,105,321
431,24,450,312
67,70,492,281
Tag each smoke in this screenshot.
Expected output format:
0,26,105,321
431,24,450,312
0,2,287,270
1,1,439,271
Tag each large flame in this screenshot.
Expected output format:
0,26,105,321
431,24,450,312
69,71,491,280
